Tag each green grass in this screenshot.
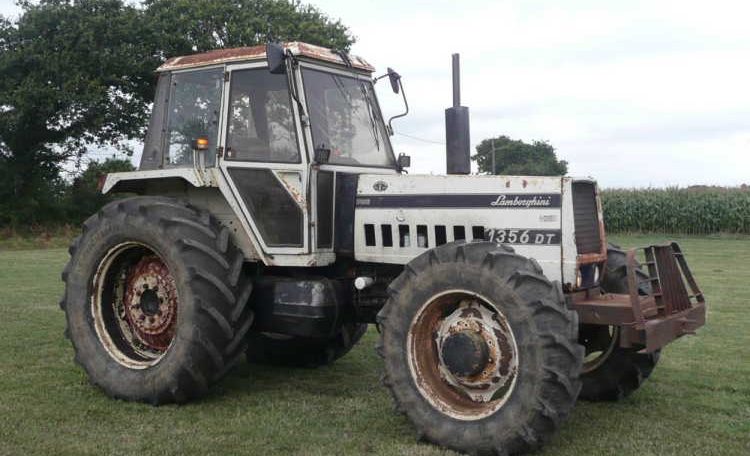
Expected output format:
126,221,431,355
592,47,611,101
0,235,748,455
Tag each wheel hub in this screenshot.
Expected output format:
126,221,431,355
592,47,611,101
139,288,160,316
433,298,518,403
122,255,178,352
441,331,490,377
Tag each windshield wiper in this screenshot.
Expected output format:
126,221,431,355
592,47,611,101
359,82,380,151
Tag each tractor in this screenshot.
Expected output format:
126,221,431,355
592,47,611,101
61,42,706,455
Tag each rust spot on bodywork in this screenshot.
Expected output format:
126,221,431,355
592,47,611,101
278,175,307,210
159,42,374,73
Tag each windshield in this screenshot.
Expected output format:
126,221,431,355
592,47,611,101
302,68,395,168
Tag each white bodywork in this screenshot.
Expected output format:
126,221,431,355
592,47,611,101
355,174,586,286
104,169,593,287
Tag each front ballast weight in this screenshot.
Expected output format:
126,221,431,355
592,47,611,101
570,242,706,353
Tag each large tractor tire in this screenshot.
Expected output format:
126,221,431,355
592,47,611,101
377,241,583,456
61,196,254,404
245,322,367,368
578,243,660,401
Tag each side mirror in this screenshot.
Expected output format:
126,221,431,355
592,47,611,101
314,145,331,164
266,42,286,74
387,67,401,94
397,153,411,169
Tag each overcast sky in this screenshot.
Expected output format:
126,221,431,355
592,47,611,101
2,0,748,187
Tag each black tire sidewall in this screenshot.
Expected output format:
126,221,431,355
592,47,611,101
65,199,226,401
381,243,580,453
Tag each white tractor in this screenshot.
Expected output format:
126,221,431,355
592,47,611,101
61,42,706,455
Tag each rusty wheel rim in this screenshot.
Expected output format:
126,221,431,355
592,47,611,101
91,242,179,369
407,290,519,421
580,325,619,373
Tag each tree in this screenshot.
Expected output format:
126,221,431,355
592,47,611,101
0,0,160,225
64,157,135,223
472,135,568,176
144,0,354,56
0,0,354,226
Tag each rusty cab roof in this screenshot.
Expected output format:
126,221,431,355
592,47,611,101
157,41,374,73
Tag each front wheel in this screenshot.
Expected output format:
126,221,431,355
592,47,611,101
377,242,582,455
578,243,660,401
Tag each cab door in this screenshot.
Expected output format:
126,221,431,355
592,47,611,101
217,63,310,255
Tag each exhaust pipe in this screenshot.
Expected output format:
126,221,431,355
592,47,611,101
445,53,471,175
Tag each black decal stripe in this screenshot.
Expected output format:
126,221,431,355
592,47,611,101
356,193,562,209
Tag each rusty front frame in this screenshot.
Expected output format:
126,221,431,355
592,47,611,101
570,242,706,353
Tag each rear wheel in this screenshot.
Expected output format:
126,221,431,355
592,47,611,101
245,322,367,367
578,243,660,401
378,242,582,455
61,196,254,404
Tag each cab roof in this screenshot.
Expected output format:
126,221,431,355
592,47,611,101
157,41,374,73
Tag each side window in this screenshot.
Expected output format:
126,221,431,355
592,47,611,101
225,69,300,163
165,68,223,167
139,73,170,170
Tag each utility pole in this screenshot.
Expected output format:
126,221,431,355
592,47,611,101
491,138,496,175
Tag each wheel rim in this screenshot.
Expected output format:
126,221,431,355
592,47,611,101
407,290,519,421
91,242,179,369
580,325,619,373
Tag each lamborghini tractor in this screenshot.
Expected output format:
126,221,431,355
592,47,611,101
61,42,706,455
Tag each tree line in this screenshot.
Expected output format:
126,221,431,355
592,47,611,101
0,1,571,228
0,0,353,226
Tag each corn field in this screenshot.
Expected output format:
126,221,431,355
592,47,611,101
601,187,750,234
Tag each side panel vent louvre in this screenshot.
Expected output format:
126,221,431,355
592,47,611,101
435,225,447,246
399,225,410,247
381,224,393,247
453,226,466,241
364,224,376,246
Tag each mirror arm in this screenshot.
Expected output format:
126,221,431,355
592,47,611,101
387,79,409,135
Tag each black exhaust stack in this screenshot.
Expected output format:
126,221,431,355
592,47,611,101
445,53,471,174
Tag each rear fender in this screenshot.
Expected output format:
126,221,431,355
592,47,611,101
101,168,207,194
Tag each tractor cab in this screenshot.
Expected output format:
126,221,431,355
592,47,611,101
139,42,397,172
107,42,402,262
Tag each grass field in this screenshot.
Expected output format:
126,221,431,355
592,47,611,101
0,235,748,456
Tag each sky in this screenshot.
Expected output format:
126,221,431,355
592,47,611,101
2,0,749,187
